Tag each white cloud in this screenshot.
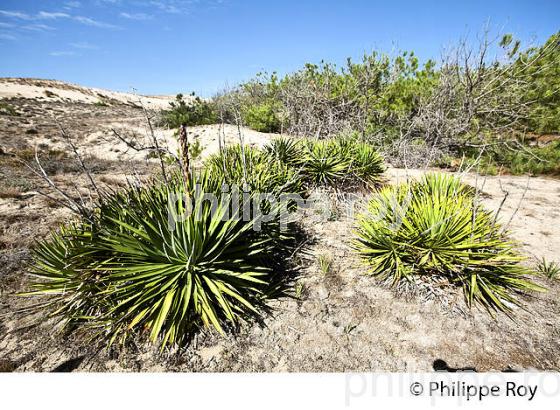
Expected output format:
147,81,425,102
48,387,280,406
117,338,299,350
149,1,182,14
0,9,119,29
146,1,227,15
49,51,79,56
37,11,71,19
22,24,56,32
0,22,15,28
70,41,99,49
120,12,152,20
0,10,33,20
73,16,118,28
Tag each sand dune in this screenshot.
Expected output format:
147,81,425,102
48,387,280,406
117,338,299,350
0,77,178,109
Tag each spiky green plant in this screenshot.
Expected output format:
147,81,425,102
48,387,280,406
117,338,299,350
206,144,302,195
26,172,290,347
349,142,385,184
354,173,543,316
300,139,351,187
264,137,302,166
317,254,333,275
536,257,560,279
263,137,385,188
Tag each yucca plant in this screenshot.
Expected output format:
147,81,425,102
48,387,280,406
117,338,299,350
263,137,385,189
354,173,543,316
536,257,560,279
348,142,385,184
300,139,351,187
26,171,289,347
264,137,302,166
206,144,302,195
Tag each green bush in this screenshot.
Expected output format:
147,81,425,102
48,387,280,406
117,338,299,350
26,171,291,347
517,31,560,134
206,144,302,195
300,139,351,187
347,141,385,183
243,101,282,133
160,93,218,128
354,173,542,315
506,142,560,175
264,136,302,166
463,140,560,176
263,136,385,188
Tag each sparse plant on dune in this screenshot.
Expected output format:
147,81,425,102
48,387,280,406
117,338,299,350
536,257,560,279
300,139,351,187
354,173,543,316
206,144,302,194
0,101,19,116
264,136,302,166
263,136,385,188
317,254,333,275
26,171,291,347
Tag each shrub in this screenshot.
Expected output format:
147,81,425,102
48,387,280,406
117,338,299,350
463,140,560,176
519,31,560,134
26,171,290,347
264,137,302,166
354,173,542,315
262,136,385,188
0,102,18,116
300,139,351,187
219,51,437,138
347,141,385,184
243,101,281,133
506,142,560,176
206,144,302,195
159,93,218,128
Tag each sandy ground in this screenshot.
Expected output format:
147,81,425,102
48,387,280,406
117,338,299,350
0,78,176,110
0,80,559,372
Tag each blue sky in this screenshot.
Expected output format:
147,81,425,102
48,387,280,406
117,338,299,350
0,0,558,96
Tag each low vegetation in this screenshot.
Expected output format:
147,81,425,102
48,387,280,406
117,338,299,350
25,132,386,347
354,173,543,315
264,136,385,188
537,258,560,280
206,144,302,194
156,31,559,177
209,31,559,176
26,171,294,347
0,101,19,116
461,140,560,176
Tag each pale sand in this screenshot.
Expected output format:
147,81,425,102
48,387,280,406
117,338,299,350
0,77,178,109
